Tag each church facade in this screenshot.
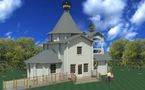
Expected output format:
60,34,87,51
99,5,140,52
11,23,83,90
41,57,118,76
25,1,111,78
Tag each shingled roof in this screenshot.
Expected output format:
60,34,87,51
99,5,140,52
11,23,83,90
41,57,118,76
94,53,111,61
86,31,104,39
45,34,93,44
49,11,81,34
25,50,61,63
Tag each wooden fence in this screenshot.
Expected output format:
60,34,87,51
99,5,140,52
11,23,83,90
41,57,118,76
3,73,72,90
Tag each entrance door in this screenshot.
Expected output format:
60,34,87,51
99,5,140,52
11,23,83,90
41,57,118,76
50,64,56,73
78,64,82,77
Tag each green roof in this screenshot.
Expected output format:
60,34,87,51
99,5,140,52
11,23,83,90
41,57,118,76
49,11,81,34
94,53,111,61
25,50,61,63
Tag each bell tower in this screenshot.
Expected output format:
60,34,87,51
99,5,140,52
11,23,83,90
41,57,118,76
62,0,71,11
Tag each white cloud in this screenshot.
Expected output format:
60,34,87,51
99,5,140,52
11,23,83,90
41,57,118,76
5,31,12,38
35,41,43,46
83,0,126,30
122,26,138,40
83,0,142,51
131,1,145,25
107,47,110,52
0,0,22,22
107,22,138,40
83,0,139,41
107,24,122,40
125,32,138,40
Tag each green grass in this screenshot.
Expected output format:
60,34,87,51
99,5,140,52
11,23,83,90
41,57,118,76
27,67,145,90
0,70,26,90
1,67,145,90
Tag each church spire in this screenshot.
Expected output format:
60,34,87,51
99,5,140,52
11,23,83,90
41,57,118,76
49,0,81,34
62,0,71,11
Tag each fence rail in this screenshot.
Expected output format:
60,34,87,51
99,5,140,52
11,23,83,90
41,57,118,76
3,73,72,90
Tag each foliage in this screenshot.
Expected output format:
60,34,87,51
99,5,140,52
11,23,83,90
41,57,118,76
123,40,145,69
109,39,129,65
109,39,145,69
0,37,42,72
89,21,95,32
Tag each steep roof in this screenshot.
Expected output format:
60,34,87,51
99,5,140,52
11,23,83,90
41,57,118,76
24,50,61,63
94,53,111,61
49,11,81,34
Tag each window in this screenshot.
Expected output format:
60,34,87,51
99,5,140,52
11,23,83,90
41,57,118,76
93,50,101,54
50,64,56,73
77,46,82,54
84,63,88,72
70,64,75,73
36,63,42,69
78,64,82,74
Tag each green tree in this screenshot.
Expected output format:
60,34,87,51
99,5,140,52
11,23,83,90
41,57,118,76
89,21,95,32
0,37,42,72
109,39,129,65
123,40,145,69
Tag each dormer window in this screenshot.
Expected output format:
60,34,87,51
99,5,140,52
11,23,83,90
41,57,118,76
77,46,82,55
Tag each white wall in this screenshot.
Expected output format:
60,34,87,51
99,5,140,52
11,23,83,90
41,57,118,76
97,61,108,75
63,37,93,77
28,63,62,77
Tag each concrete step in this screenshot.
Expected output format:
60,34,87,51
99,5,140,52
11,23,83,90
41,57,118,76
75,77,99,84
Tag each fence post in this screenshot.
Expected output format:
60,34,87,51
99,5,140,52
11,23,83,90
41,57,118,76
13,80,15,88
3,80,6,90
27,78,29,88
24,78,25,88
66,72,68,80
32,77,34,86
42,75,44,85
36,77,38,85
55,74,56,83
59,73,61,81
45,75,47,85
15,80,17,89
63,73,64,80
51,74,52,83
46,75,47,85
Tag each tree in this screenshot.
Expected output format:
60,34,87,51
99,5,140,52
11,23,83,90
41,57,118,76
109,39,129,65
89,21,95,32
0,39,15,71
123,40,145,69
15,37,42,70
0,37,42,72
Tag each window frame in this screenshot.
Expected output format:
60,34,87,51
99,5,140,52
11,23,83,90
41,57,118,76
78,64,82,74
77,46,82,55
83,63,88,72
70,64,76,73
50,64,56,73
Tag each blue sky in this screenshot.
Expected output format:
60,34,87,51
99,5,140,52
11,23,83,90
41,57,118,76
0,0,145,51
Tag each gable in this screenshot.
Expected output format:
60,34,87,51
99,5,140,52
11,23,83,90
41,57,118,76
68,36,92,49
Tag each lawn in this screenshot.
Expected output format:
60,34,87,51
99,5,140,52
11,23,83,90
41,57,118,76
27,67,145,90
0,67,145,90
0,70,26,90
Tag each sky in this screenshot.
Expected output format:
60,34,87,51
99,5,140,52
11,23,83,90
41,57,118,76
0,0,145,51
